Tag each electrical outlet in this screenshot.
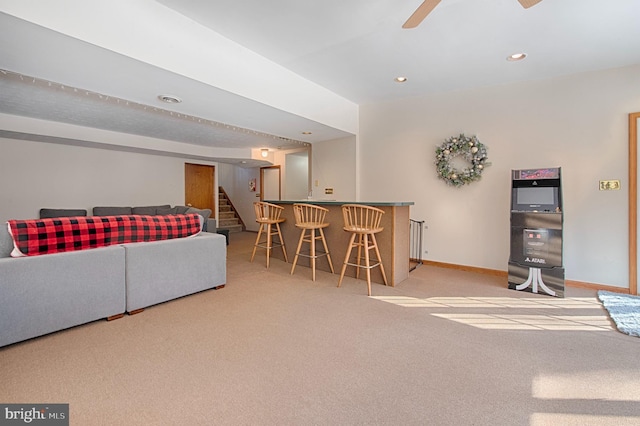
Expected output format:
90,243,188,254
599,180,620,190
325,188,334,195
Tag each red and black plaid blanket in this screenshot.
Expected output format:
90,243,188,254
7,214,201,257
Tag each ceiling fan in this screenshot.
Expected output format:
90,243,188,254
403,0,544,29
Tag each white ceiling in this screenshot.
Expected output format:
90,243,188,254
158,0,640,104
1,0,639,161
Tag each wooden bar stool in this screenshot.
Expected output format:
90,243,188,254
250,201,288,268
338,204,388,296
290,203,335,281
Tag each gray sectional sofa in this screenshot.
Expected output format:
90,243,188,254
40,204,217,232
0,208,226,347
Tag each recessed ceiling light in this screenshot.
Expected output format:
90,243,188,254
302,131,312,135
394,77,408,83
507,53,527,62
157,94,182,103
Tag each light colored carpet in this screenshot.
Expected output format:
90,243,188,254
1,232,640,425
598,290,640,337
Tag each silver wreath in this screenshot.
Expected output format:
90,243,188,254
435,134,490,187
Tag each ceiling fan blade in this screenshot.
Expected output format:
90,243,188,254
517,0,543,8
402,0,441,29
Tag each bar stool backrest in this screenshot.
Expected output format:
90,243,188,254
254,201,284,223
341,204,384,234
293,203,329,226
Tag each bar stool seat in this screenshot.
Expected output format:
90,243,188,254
290,203,334,281
338,204,388,296
250,201,288,268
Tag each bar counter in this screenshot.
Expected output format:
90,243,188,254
264,200,414,286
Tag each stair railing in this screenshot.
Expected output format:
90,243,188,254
409,219,424,271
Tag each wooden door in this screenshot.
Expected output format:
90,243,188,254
185,163,215,218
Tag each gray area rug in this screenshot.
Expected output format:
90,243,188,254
597,290,640,337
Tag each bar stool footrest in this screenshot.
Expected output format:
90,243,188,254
255,241,285,250
344,260,382,270
296,249,331,260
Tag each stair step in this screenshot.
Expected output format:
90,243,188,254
218,224,243,233
218,188,243,232
219,218,240,227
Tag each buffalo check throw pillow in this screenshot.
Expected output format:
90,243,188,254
7,214,201,257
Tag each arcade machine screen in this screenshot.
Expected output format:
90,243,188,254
514,187,557,211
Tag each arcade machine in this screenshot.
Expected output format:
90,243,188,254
508,167,565,297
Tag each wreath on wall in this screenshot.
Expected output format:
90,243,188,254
435,134,490,187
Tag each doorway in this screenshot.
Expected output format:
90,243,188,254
261,166,281,201
285,150,310,200
185,163,215,218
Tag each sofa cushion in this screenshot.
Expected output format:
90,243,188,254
7,214,201,257
174,205,190,214
132,205,171,215
186,207,212,232
186,207,211,219
156,206,178,215
39,208,87,219
93,206,132,216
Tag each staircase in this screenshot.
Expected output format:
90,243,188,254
218,187,244,233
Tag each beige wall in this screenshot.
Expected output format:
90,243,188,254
358,64,640,289
0,138,217,223
311,136,357,201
